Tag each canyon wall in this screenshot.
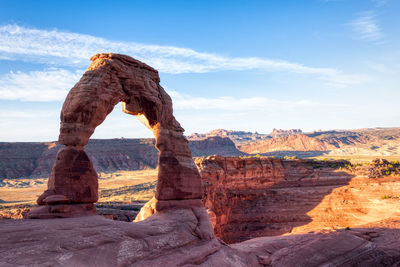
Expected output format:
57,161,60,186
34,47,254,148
190,127,400,156
189,136,245,157
0,136,241,179
2,127,400,179
238,128,400,156
0,139,158,179
196,156,400,243
238,134,334,153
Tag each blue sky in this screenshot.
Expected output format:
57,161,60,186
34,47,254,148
0,0,399,141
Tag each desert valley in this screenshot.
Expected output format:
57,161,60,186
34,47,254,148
1,125,400,265
1,1,400,266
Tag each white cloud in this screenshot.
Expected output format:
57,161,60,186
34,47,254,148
348,11,384,42
172,96,399,136
0,68,83,101
168,90,345,111
372,0,388,7
1,89,397,142
0,24,367,87
0,67,369,102
0,110,55,118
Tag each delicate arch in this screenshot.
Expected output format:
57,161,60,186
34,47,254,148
29,54,203,218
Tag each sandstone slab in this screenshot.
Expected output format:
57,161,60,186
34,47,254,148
1,213,399,266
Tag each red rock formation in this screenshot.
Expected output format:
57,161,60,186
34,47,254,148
189,136,245,157
270,128,302,137
133,196,157,222
1,213,399,266
197,156,400,243
28,54,208,226
238,134,334,154
232,222,400,266
0,142,51,179
187,129,270,145
238,128,400,156
3,128,400,180
0,137,240,180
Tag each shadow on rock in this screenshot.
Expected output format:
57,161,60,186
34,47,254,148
197,156,358,243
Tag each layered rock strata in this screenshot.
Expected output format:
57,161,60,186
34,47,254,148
28,54,207,224
0,136,242,180
196,156,400,243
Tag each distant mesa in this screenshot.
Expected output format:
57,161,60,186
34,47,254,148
188,127,400,158
1,127,400,181
187,128,272,145
0,136,242,180
270,128,302,137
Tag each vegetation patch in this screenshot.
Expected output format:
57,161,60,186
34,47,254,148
99,181,157,203
310,159,351,170
381,195,399,200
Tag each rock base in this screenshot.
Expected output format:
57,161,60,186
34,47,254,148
2,212,400,266
27,203,96,219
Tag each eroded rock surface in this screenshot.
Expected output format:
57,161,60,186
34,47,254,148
232,223,400,266
196,156,400,243
1,214,399,266
28,53,204,219
0,212,259,266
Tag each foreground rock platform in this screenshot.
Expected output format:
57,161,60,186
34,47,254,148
1,213,399,266
0,211,257,267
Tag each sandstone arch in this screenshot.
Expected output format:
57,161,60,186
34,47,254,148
28,53,204,219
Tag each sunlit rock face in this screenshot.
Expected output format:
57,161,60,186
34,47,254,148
3,53,400,266
197,156,400,243
28,53,203,219
2,213,400,266
1,212,260,266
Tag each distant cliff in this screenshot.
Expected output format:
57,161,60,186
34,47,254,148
188,128,271,145
0,136,243,179
238,134,332,153
189,136,245,157
191,127,400,157
2,127,400,179
270,128,302,137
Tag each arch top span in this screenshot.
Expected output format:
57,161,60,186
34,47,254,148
59,53,181,147
28,53,204,219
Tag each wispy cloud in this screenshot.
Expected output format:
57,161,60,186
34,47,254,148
0,64,350,108
372,0,388,7
0,110,57,119
168,90,346,111
0,68,82,101
0,24,367,87
0,89,353,141
348,11,384,42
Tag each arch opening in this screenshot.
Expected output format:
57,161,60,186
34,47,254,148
28,53,204,219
